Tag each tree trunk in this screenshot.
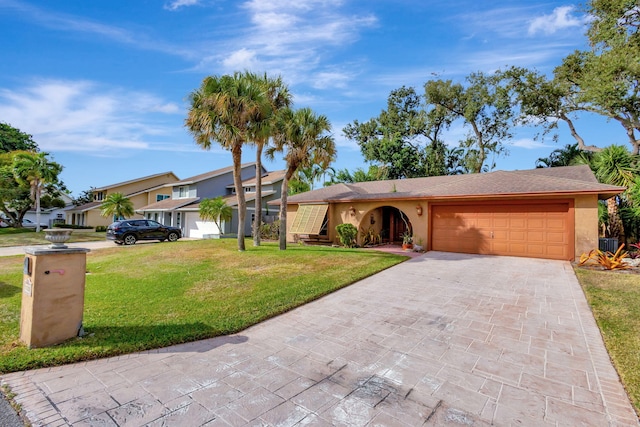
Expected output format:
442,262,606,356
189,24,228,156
561,113,602,152
232,145,246,252
35,181,42,233
278,171,292,250
606,196,625,247
253,142,263,247
470,120,485,174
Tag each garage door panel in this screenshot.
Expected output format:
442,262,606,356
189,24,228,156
547,232,567,243
527,231,545,242
508,231,526,241
431,203,572,260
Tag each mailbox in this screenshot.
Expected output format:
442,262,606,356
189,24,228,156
20,246,90,348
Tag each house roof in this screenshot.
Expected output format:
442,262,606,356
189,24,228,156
138,191,277,212
179,191,277,211
281,165,625,205
65,201,103,213
227,170,286,188
170,162,260,186
136,197,200,212
92,171,178,192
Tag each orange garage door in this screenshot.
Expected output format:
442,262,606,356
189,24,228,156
430,202,573,260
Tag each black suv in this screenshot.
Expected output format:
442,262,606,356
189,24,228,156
106,219,182,245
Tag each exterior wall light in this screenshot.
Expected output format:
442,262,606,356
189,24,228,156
416,205,423,216
349,206,356,216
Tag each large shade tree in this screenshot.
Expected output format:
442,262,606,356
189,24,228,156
185,71,269,251
344,86,453,179
13,151,63,232
100,192,134,221
0,152,32,226
424,72,514,173
500,66,602,153
245,72,291,247
0,123,38,153
269,107,336,250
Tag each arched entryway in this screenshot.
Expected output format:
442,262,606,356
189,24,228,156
359,205,412,245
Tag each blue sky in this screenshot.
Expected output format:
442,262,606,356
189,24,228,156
0,0,623,197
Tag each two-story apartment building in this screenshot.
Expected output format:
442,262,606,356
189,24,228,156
65,171,179,228
137,163,285,238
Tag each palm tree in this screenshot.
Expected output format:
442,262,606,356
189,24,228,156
13,151,63,232
100,193,134,221
185,71,268,251
269,107,336,250
535,143,585,168
199,196,232,235
590,145,640,245
246,72,291,247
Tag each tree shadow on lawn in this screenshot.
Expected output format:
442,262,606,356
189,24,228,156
77,323,249,354
0,281,21,299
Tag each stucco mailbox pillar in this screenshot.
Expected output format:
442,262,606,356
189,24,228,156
20,246,90,348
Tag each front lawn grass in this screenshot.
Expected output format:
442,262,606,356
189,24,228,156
575,267,640,415
0,228,107,247
0,239,407,373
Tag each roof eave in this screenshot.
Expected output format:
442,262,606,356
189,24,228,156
282,189,625,205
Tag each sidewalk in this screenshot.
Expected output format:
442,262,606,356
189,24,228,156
0,240,138,257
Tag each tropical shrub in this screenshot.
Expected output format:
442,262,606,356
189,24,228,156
360,227,381,246
578,245,630,270
336,223,358,248
260,220,279,240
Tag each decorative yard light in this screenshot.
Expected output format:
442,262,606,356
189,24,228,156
416,205,423,216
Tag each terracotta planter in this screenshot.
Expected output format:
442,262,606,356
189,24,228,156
402,243,413,250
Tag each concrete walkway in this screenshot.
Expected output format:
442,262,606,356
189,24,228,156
1,252,638,426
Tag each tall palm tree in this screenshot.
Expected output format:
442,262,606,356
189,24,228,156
13,151,63,232
199,196,232,234
100,193,134,221
590,145,640,245
185,72,268,251
246,72,291,247
269,107,336,250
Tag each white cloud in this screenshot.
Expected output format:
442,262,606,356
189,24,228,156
222,48,258,70
508,138,546,149
206,0,377,86
528,6,586,35
164,0,200,11
0,79,183,153
3,1,195,59
311,71,353,90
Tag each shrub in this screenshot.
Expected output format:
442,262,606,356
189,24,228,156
336,223,358,248
95,225,107,232
579,244,630,270
260,221,279,240
53,223,94,230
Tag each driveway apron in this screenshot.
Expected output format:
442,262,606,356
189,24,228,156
2,252,638,426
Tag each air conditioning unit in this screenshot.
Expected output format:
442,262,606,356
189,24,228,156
599,238,619,253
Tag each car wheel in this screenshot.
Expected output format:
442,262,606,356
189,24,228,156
123,234,137,245
167,232,179,242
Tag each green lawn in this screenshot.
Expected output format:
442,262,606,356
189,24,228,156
574,267,640,415
0,227,107,247
0,239,407,373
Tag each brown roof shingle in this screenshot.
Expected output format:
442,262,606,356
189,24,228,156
285,165,624,204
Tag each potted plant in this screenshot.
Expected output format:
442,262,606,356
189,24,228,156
402,231,413,250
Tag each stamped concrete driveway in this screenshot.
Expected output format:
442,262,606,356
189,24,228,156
2,252,638,426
